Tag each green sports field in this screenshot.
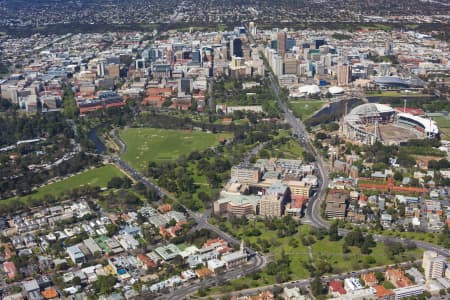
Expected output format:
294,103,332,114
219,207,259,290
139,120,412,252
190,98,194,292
432,116,450,140
119,128,233,171
3,164,125,205
289,100,326,120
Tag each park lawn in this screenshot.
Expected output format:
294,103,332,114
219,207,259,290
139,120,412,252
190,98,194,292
278,139,304,159
119,128,233,171
432,116,450,140
433,116,450,127
233,119,249,125
440,128,450,140
207,222,423,295
311,237,422,274
359,24,392,31
3,165,124,205
366,91,427,97
224,81,235,90
375,230,440,245
289,100,326,120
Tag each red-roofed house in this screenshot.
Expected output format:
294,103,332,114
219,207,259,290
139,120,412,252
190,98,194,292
160,220,188,238
203,238,228,249
137,254,157,270
385,268,412,288
374,285,395,300
3,261,17,279
361,272,378,287
142,88,172,106
158,204,172,213
329,279,347,296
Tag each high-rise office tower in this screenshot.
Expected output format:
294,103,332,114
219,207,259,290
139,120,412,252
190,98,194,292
337,64,352,86
97,61,105,77
178,78,193,95
231,38,243,58
384,38,393,56
249,21,256,36
277,31,287,57
284,54,298,75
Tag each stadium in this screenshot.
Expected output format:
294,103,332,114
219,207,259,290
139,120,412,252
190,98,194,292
341,103,439,145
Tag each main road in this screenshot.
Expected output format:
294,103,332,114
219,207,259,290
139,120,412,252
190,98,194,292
266,71,329,229
106,130,267,300
112,156,267,300
248,28,450,259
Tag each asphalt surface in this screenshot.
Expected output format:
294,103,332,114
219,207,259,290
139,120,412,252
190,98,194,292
265,72,330,229
108,131,267,300
108,39,450,298
201,260,420,299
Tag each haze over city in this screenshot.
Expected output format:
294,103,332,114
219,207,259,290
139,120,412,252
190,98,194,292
0,1,449,300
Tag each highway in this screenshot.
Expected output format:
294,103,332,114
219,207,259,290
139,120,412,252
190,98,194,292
109,32,449,298
248,27,450,257
107,131,267,300
266,72,330,229
113,155,267,300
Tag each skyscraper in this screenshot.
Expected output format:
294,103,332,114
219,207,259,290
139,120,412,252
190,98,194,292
192,49,201,64
284,53,298,75
337,64,352,86
248,21,256,36
231,38,243,58
178,78,193,95
277,31,287,57
384,38,393,56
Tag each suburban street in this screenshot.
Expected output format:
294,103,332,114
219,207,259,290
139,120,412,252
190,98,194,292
199,260,421,300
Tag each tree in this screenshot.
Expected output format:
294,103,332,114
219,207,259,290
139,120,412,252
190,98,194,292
345,229,364,247
311,276,325,296
105,223,119,237
107,177,124,189
365,234,376,247
342,244,350,254
72,276,82,286
361,239,372,254
329,222,340,241
393,171,403,181
303,151,316,163
375,271,384,282
92,275,117,295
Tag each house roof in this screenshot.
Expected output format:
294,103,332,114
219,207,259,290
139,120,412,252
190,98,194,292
329,280,346,294
374,285,394,297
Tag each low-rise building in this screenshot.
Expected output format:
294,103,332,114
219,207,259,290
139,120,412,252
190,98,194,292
325,190,348,219
231,165,261,184
67,245,86,264
373,285,395,300
392,285,424,300
259,194,284,217
362,273,378,287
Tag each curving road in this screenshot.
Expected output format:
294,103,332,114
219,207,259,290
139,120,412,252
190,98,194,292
248,29,450,260
164,254,266,300
107,128,267,299
265,72,329,229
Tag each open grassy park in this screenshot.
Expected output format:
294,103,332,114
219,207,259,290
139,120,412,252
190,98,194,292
432,115,450,140
119,128,233,171
366,90,427,97
288,100,326,120
206,220,423,294
2,164,125,208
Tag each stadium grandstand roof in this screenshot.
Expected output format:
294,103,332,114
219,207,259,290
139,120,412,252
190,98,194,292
397,112,439,135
